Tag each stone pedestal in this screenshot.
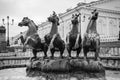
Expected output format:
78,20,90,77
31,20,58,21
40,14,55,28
26,58,105,79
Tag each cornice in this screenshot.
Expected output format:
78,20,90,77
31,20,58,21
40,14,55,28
81,6,120,15
85,0,113,7
59,0,119,18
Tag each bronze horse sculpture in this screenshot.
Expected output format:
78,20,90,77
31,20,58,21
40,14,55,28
66,13,82,57
18,17,48,59
44,11,65,58
83,9,100,61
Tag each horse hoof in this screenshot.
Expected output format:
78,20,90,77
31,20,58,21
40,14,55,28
76,55,79,58
50,56,54,59
43,56,47,59
60,56,64,59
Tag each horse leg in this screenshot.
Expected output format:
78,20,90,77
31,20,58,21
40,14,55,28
50,49,55,59
95,39,100,61
43,52,47,59
24,37,31,46
32,49,37,58
66,34,70,46
95,48,100,61
95,52,98,61
46,35,56,55
49,34,56,48
22,47,26,52
60,46,65,59
83,47,88,60
43,44,48,58
67,47,72,58
74,34,80,49
30,49,37,61
76,47,81,58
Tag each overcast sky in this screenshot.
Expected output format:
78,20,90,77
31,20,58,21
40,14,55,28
0,0,97,37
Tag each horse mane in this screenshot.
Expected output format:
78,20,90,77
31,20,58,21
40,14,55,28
31,20,38,30
86,16,97,33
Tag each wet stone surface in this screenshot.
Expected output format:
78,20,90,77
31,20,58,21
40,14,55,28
0,68,120,80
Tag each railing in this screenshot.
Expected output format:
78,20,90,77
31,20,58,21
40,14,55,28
100,35,119,42
0,57,29,70
0,55,120,70
0,42,120,70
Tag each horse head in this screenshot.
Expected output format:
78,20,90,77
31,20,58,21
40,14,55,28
71,13,80,25
18,17,31,27
47,11,59,25
91,9,99,21
86,9,99,34
18,17,38,37
69,13,81,35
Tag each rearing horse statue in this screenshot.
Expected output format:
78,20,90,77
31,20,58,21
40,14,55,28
66,13,82,57
83,9,100,61
18,17,48,59
44,11,65,58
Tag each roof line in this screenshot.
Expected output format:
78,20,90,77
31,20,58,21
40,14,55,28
85,0,113,7
81,6,120,14
60,0,119,18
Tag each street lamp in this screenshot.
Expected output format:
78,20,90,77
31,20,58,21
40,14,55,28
2,16,14,46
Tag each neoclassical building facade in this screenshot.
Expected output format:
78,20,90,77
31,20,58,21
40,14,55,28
38,0,120,42
10,0,120,46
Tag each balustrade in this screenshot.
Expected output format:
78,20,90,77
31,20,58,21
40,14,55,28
100,35,119,42
0,44,120,70
0,57,29,69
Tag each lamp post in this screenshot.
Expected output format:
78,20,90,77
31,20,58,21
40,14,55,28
2,16,14,46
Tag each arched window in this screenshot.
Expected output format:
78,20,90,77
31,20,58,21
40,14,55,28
68,22,72,31
109,20,113,35
65,21,71,34
97,19,107,35
97,19,103,35
109,20,117,35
